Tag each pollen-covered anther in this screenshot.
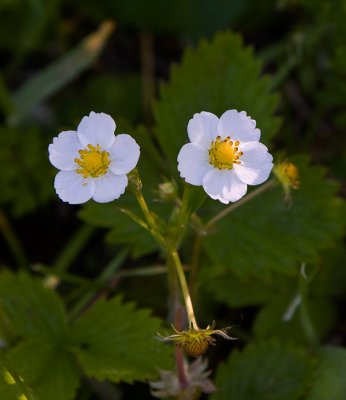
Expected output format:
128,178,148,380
208,136,243,170
74,143,110,178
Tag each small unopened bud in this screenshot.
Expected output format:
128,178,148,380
157,181,177,202
127,169,142,192
274,161,300,201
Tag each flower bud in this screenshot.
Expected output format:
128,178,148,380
274,161,300,200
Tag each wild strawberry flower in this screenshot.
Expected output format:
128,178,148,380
49,112,140,204
177,110,273,204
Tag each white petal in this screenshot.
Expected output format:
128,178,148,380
187,112,219,149
48,131,82,171
234,161,273,186
218,109,260,143
234,141,273,185
54,171,95,204
92,173,128,203
202,169,247,204
177,143,213,185
77,112,115,149
108,134,140,175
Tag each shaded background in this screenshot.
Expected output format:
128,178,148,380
0,0,345,399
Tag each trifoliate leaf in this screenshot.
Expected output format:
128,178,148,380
6,337,80,400
212,341,313,400
0,271,67,339
203,156,345,280
306,346,346,400
69,297,173,383
153,31,280,171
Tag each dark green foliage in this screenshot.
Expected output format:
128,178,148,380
306,346,346,400
0,271,67,339
202,157,344,280
0,272,172,399
212,341,314,400
0,0,345,398
70,297,173,383
0,127,53,216
153,31,281,172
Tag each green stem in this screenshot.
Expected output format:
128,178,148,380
0,209,28,269
134,191,166,248
205,179,276,230
134,187,199,330
169,249,198,330
298,263,319,346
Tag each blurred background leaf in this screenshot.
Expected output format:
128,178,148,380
212,341,314,400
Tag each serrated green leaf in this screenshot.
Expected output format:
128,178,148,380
6,337,80,400
306,346,346,400
0,271,67,339
70,297,173,383
153,31,280,171
205,241,346,308
202,156,345,280
212,341,313,400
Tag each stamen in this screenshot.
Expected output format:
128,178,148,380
208,135,243,170
74,144,110,178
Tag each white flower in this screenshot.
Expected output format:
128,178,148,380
48,112,140,204
177,110,273,204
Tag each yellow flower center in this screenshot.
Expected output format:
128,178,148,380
74,144,110,178
209,136,243,170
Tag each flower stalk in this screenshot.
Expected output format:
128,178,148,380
134,182,199,331
205,178,276,230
